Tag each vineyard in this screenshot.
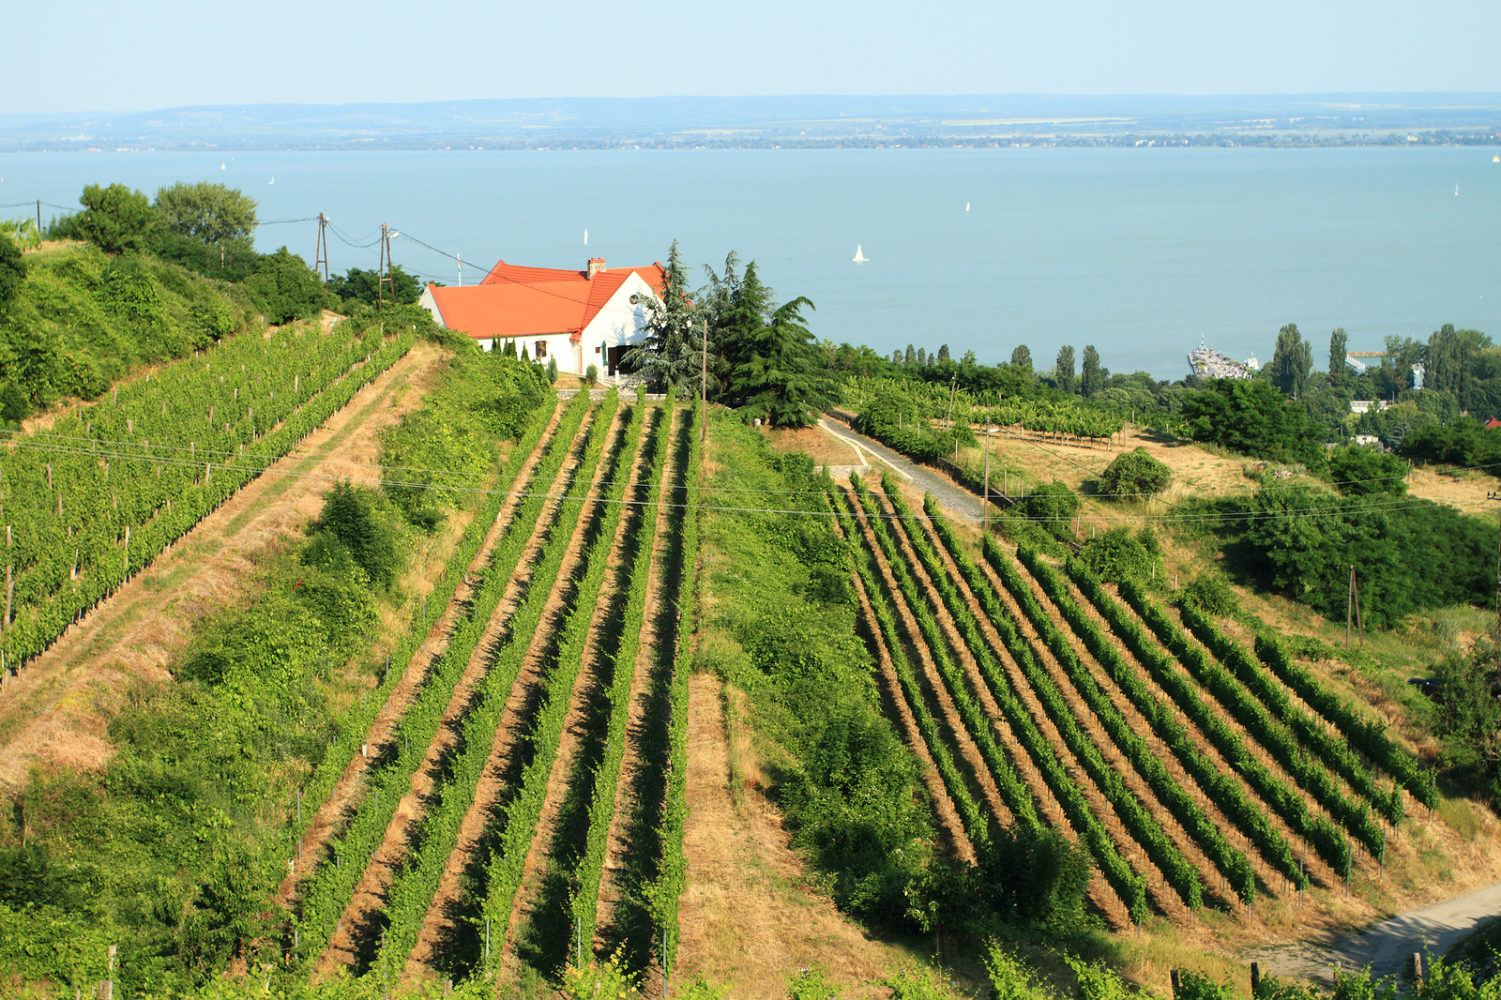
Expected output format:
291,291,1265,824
829,469,1434,929
1,317,413,671
271,389,704,990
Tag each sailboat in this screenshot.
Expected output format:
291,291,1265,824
1455,184,1460,196
583,228,588,246
268,176,275,186
965,201,971,212
852,244,868,263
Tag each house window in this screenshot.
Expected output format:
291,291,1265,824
534,340,547,360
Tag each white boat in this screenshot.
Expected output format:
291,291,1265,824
852,244,868,263
219,163,226,171
1455,184,1460,196
965,201,971,212
268,176,275,185
583,228,588,245
1494,154,1500,163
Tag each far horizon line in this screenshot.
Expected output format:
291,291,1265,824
9,90,1501,118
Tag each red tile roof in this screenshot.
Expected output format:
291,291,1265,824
428,258,665,340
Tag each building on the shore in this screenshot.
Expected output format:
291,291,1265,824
417,257,666,379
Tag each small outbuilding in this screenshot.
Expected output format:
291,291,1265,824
418,257,666,379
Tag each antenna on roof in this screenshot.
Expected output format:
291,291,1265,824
457,252,462,287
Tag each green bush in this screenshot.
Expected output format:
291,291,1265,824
245,246,327,324
1099,446,1170,499
305,481,401,589
1077,527,1160,583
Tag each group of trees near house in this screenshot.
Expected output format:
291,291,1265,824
623,244,834,427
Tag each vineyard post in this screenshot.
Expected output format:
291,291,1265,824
700,318,708,446
123,527,130,579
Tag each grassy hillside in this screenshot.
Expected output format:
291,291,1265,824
0,242,256,423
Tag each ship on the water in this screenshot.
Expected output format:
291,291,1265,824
1188,345,1257,379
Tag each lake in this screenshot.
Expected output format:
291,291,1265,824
2,147,1496,379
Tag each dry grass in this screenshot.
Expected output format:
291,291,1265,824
758,424,861,467
676,672,957,999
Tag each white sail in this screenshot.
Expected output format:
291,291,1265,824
852,244,868,263
965,201,970,212
583,228,589,245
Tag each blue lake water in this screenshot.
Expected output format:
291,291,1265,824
2,147,1497,379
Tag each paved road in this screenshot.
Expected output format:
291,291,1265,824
818,418,988,521
1245,882,1501,983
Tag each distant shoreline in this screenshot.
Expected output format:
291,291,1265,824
3,93,1496,153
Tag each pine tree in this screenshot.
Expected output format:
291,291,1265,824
622,240,701,398
729,297,833,428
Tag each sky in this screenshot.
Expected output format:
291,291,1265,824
7,0,1501,115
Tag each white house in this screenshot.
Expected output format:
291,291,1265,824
417,257,666,379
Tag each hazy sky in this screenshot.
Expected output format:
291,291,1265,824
9,0,1500,114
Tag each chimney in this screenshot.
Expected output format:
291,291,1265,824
586,257,606,278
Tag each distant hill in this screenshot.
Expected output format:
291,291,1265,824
1,93,1498,151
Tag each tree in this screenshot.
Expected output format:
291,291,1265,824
712,258,773,400
916,347,927,366
1180,378,1326,467
244,247,326,324
1081,344,1104,397
728,297,833,428
1098,447,1170,499
1328,327,1348,380
153,182,258,247
621,240,701,398
1054,345,1076,393
70,183,157,254
904,344,916,365
937,343,951,365
0,234,24,312
1327,445,1408,496
891,349,902,364
1268,323,1313,398
1010,344,1033,372
1015,480,1079,531
327,265,421,307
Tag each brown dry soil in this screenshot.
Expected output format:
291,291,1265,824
0,341,449,790
676,671,959,1000
759,424,861,467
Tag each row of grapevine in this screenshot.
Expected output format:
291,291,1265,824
838,375,1122,442
829,486,1010,850
1109,575,1355,877
1253,634,1436,809
2,323,412,668
1178,603,1405,825
1003,544,1262,904
1118,580,1385,858
566,405,675,951
904,488,1238,911
292,392,594,966
373,391,632,976
881,479,1204,915
843,477,1150,921
651,405,703,983
269,388,561,919
847,479,1044,837
1056,555,1311,892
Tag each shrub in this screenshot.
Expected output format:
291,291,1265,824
305,481,401,589
1077,528,1160,584
1179,572,1237,615
1099,446,1170,499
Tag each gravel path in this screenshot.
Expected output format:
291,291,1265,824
818,418,987,521
1245,882,1501,983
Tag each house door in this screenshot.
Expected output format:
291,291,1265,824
606,345,627,377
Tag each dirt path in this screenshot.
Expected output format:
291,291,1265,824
274,398,567,910
675,671,908,1000
314,402,599,976
1246,881,1501,983
0,342,444,789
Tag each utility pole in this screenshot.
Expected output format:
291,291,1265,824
946,372,958,424
377,223,395,311
1346,565,1364,649
35,199,41,236
313,213,330,287
700,318,708,444
1488,491,1501,639
982,420,991,533
457,252,462,287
